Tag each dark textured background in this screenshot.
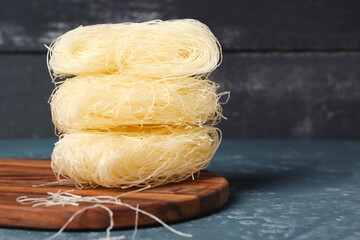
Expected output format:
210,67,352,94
0,0,360,139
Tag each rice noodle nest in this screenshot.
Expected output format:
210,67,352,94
49,74,228,133
48,19,221,79
51,125,221,188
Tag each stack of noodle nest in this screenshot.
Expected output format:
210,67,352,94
48,19,228,188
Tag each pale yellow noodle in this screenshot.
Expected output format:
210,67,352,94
51,125,221,188
49,74,228,133
48,19,221,79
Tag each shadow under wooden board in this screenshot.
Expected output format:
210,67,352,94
0,158,229,230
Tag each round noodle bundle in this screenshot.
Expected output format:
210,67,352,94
51,125,220,188
48,19,221,78
50,74,226,133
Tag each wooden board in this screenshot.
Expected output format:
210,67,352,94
0,158,229,230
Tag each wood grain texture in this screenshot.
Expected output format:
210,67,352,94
0,158,229,230
1,52,360,139
1,0,360,51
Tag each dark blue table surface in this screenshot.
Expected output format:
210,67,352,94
0,138,359,240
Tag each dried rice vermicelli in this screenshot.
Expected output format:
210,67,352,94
51,125,220,188
47,19,221,79
50,74,229,133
